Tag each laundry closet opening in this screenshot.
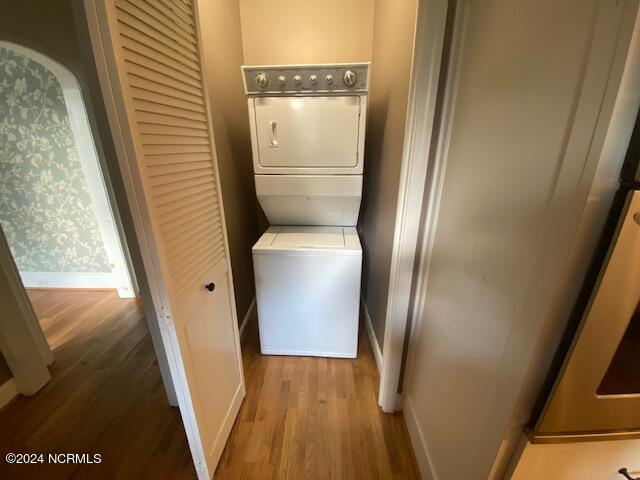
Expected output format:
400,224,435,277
197,0,421,476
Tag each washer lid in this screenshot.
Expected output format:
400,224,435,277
253,226,361,254
273,226,345,248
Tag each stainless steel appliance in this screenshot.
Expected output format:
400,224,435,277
530,114,640,442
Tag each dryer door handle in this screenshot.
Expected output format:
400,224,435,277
269,120,279,147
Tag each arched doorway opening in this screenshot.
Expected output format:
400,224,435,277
0,40,138,408
0,40,134,296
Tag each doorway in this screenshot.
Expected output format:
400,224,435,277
0,40,195,478
0,38,138,396
0,41,134,297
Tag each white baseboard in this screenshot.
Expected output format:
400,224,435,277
361,298,383,373
20,271,116,289
0,378,18,410
404,394,437,480
238,298,256,341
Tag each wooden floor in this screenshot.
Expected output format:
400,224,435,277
0,289,195,480
0,289,418,479
216,314,419,479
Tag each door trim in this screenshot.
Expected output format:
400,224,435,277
83,1,245,477
362,297,383,373
0,226,52,396
377,0,451,413
238,298,256,341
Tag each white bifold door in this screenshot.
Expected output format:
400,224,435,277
84,0,244,478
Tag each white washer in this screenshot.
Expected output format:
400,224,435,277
253,226,362,358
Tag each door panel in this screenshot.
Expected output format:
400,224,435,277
253,96,361,168
180,265,242,462
401,0,638,478
91,0,245,477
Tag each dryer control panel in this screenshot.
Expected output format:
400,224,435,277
242,63,369,95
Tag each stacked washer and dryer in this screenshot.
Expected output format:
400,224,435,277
241,63,369,358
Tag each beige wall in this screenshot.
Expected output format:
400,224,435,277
359,0,418,349
238,0,374,64
0,0,84,77
199,0,260,323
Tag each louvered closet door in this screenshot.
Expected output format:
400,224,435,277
100,0,244,477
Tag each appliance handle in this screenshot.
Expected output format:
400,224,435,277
269,120,279,147
620,468,640,480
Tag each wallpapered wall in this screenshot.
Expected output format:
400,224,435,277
0,47,110,273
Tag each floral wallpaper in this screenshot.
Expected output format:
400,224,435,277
0,47,110,273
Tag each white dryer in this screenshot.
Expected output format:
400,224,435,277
242,63,369,358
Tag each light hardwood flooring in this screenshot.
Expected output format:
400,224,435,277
0,289,419,479
216,312,419,479
0,289,194,480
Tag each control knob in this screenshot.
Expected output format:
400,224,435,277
277,75,286,86
255,73,268,89
309,74,318,85
325,74,333,85
343,70,357,86
293,75,302,86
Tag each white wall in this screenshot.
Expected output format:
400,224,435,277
402,0,639,478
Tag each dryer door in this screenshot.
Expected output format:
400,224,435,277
252,96,362,171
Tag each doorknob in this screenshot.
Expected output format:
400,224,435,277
619,468,639,480
205,283,215,292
